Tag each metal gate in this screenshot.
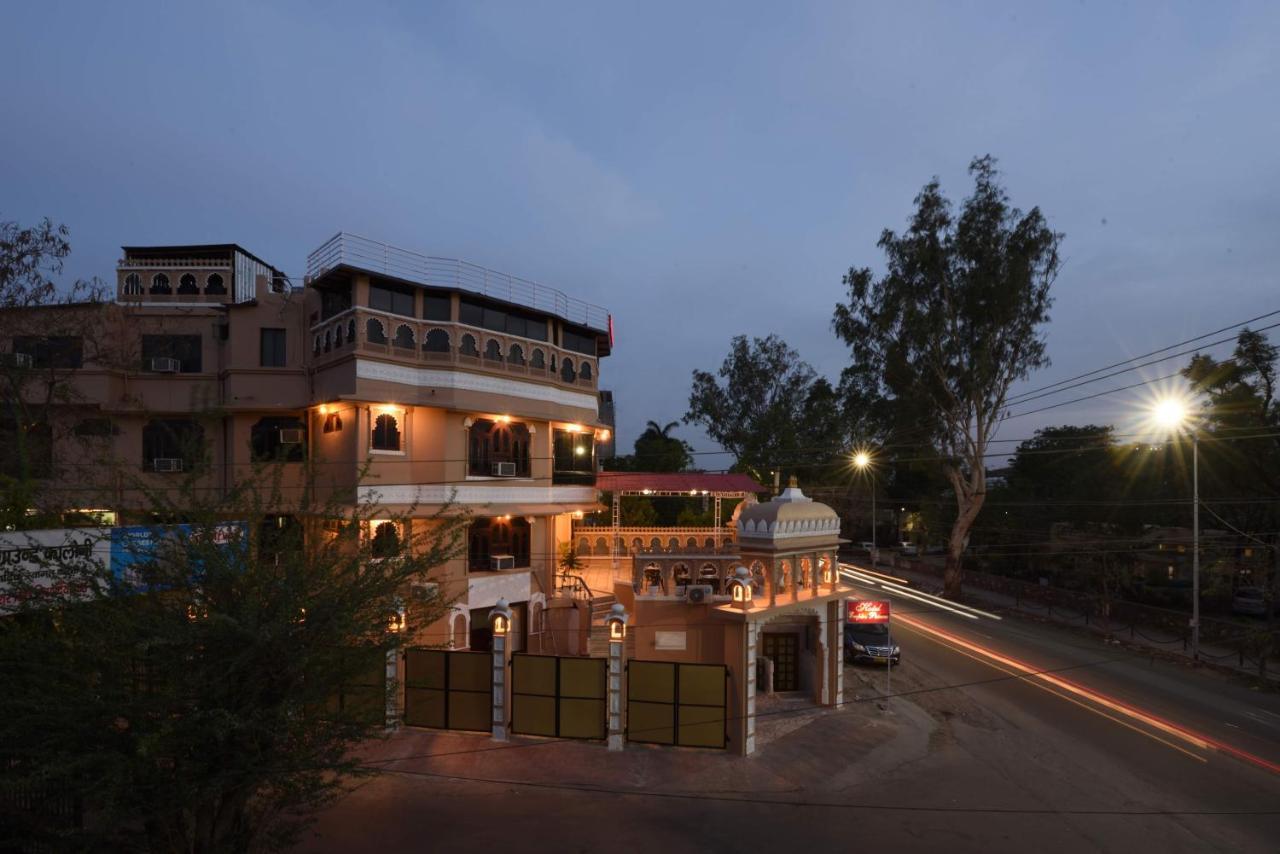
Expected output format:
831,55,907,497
328,647,386,726
626,660,728,749
403,648,492,732
511,654,607,740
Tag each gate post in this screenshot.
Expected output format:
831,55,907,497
489,600,514,742
605,604,629,751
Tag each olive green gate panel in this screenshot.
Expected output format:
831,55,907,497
324,647,386,726
676,664,728,749
626,660,676,745
626,660,727,749
404,649,492,732
511,654,607,740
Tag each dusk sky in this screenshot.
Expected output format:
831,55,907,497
4,1,1279,464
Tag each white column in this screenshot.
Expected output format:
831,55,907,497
385,647,400,731
744,621,758,755
491,635,508,741
607,639,625,751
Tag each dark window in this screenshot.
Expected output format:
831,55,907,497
459,299,484,328
204,273,227,295
323,330,332,353
334,325,344,347
142,419,203,470
260,328,287,367
369,279,415,316
347,319,356,344
74,417,117,437
319,281,350,319
483,339,503,361
459,297,548,341
530,349,546,369
580,361,593,381
468,419,531,477
14,336,83,369
460,334,479,357
508,343,525,365
371,521,402,559
323,412,342,433
178,273,199,295
422,291,451,321
560,358,577,383
562,325,597,356
250,416,306,462
424,329,450,353
468,517,531,571
150,273,171,295
366,319,387,345
372,412,401,452
393,324,415,349
522,317,548,342
0,420,52,479
123,273,143,295
553,429,595,485
142,335,202,373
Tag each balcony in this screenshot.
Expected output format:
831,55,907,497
310,308,599,392
306,232,610,333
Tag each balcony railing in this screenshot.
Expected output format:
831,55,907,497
306,232,611,333
310,308,600,392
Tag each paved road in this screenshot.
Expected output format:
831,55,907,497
294,577,1280,854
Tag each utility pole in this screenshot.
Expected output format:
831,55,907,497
1192,433,1200,661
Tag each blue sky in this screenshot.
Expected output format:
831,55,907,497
3,1,1279,463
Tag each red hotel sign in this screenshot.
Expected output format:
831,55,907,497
848,599,890,624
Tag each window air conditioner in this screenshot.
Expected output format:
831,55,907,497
491,554,516,571
2,352,33,368
491,461,517,477
153,457,184,473
150,356,181,373
686,584,714,604
278,428,304,444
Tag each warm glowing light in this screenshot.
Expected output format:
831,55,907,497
1152,397,1189,431
318,404,330,415
492,614,509,636
853,450,872,469
572,510,585,519
565,423,584,433
497,414,511,423
609,620,625,641
574,445,587,456
848,599,890,623
597,429,610,441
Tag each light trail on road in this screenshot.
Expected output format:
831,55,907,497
896,614,1280,777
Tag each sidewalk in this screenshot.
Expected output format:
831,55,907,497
861,559,1280,685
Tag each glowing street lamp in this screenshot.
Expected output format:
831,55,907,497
489,598,513,636
729,565,753,609
605,602,628,641
1147,395,1202,660
853,449,877,564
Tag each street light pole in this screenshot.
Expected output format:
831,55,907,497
870,471,877,567
1192,433,1200,660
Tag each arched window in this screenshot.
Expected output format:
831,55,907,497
673,563,691,587
424,329,450,353
334,325,344,347
313,335,321,355
371,411,401,452
484,339,503,361
560,358,576,383
580,361,593,381
346,319,356,345
468,418,531,477
323,330,332,353
366,318,387,345
178,273,199,295
530,349,546,369
799,557,812,588
460,334,479,357
150,273,171,295
468,516,531,570
750,561,766,594
123,273,143,295
204,273,226,295
393,324,414,349
370,521,401,559
508,343,525,365
643,562,662,591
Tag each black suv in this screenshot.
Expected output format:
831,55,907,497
844,622,900,665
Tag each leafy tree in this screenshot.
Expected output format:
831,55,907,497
686,334,842,484
633,419,693,472
0,454,466,851
833,156,1062,597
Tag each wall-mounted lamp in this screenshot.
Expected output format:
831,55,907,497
729,566,753,609
605,602,628,641
387,599,406,633
490,598,513,636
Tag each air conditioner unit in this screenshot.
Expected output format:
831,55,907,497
278,428,304,444
153,457,184,473
491,461,517,477
150,356,181,373
410,581,440,601
686,584,714,604
491,554,516,571
1,352,33,368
